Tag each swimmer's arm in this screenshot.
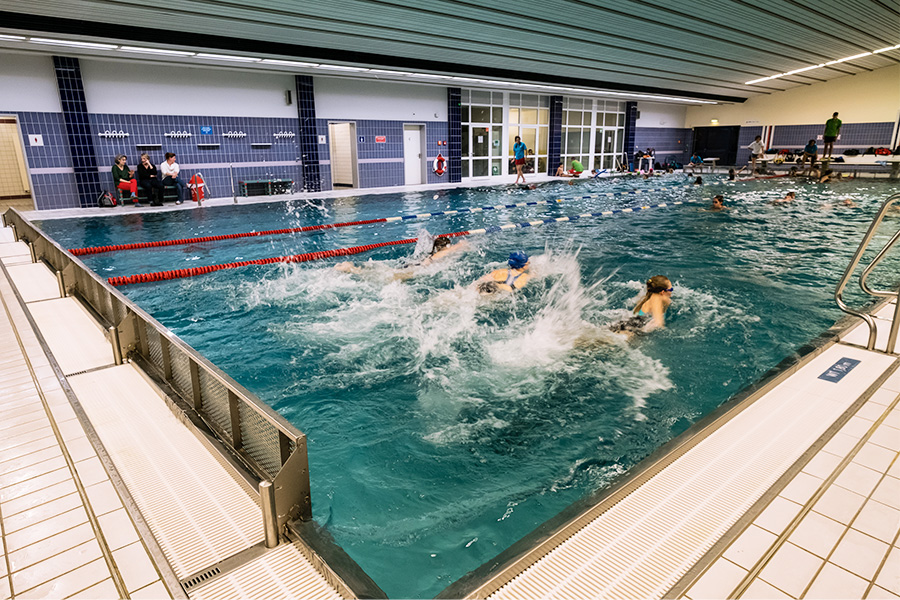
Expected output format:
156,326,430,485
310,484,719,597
644,297,666,330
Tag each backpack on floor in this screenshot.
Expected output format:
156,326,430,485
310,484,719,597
843,149,860,156
97,190,117,207
875,147,891,156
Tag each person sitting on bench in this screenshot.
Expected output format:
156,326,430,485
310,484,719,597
159,152,186,204
137,153,164,206
112,155,139,205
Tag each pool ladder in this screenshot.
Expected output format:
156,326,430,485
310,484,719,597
835,191,900,353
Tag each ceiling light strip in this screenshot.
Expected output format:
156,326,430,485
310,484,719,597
746,44,897,85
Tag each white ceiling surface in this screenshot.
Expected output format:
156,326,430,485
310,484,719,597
3,0,900,102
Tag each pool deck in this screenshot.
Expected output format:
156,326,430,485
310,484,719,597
2,200,899,599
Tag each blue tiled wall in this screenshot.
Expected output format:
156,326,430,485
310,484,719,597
296,75,320,192
771,122,892,149
623,101,638,166
548,96,563,175
448,88,462,183
426,121,450,185
54,56,101,208
634,127,692,165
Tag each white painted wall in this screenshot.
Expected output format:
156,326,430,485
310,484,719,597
685,65,900,127
636,102,687,128
315,77,447,121
80,58,297,117
0,52,61,112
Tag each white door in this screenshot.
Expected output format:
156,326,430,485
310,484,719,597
329,122,357,188
0,116,33,210
403,125,423,185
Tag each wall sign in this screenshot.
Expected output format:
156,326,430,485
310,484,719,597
200,126,213,135
318,135,327,144
818,357,861,383
29,134,44,146
375,136,386,143
358,136,365,143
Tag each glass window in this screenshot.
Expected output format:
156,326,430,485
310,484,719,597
461,90,470,103
582,131,590,152
491,128,501,156
509,93,520,105
461,160,469,178
492,107,502,124
460,105,469,123
492,92,503,105
539,108,549,125
471,90,490,104
566,130,581,154
618,113,625,127
538,128,547,154
492,159,501,176
522,94,538,107
540,96,550,107
605,113,617,127
616,131,624,153
461,125,469,156
538,157,546,174
473,159,489,177
471,106,490,123
521,109,538,124
508,127,518,154
509,108,519,124
567,111,581,126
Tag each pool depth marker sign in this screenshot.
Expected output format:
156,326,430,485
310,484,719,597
818,357,861,383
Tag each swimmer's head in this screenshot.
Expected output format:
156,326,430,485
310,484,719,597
712,195,724,207
477,281,500,295
508,251,529,269
694,177,703,185
646,275,672,294
786,192,796,199
431,237,451,253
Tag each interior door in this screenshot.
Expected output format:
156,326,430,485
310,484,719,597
403,124,423,185
329,122,357,188
0,116,33,211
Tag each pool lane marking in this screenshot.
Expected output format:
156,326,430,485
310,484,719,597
107,200,687,286
70,185,694,257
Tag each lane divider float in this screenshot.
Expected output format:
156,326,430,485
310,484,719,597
107,201,687,286
71,185,694,257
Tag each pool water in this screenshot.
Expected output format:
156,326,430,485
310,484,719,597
36,176,900,598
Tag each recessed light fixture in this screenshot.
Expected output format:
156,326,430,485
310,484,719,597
746,44,897,85
261,59,320,68
30,37,118,50
316,64,369,72
0,34,26,41
119,46,195,57
711,119,719,125
196,53,260,62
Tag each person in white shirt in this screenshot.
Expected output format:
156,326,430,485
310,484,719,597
159,152,185,204
747,135,766,174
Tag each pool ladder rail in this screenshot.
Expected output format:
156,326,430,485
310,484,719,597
835,191,900,353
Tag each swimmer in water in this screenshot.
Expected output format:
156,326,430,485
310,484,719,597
475,251,531,294
708,195,727,210
335,237,466,277
609,276,673,335
772,191,796,204
693,176,703,185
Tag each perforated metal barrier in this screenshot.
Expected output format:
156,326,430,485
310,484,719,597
2,208,312,527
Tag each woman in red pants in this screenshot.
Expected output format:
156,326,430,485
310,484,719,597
112,155,139,205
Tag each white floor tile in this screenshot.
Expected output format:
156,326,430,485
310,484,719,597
853,442,898,473
788,511,846,559
724,525,777,570
756,496,803,535
852,499,900,545
830,529,890,581
759,542,823,597
813,485,867,525
742,577,791,599
871,476,900,509
685,559,748,600
781,471,825,505
804,562,869,599
874,546,900,596
834,462,884,498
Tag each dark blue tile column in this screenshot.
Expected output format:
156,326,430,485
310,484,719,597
548,96,563,175
624,101,638,168
53,56,101,208
448,88,462,183
296,75,320,192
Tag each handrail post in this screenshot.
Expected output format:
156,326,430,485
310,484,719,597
56,270,66,298
110,325,123,365
888,286,900,355
260,480,280,548
28,242,37,263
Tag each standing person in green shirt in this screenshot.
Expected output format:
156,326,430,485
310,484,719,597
823,112,842,158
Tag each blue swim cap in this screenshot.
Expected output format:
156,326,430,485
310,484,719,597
508,251,529,269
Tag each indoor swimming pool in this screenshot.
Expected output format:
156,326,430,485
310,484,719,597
34,175,900,598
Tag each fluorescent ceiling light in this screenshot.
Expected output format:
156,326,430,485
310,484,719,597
316,64,369,71
196,52,260,62
746,45,894,85
261,59,319,67
119,46,195,56
30,37,118,50
0,34,26,41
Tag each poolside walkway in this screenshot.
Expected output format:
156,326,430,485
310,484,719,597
0,225,347,599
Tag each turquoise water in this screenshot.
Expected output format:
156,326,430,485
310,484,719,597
36,176,900,598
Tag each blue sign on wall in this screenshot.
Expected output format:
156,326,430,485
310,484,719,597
358,136,365,144
818,357,861,383
200,126,213,135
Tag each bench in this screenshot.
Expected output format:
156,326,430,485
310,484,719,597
758,152,899,179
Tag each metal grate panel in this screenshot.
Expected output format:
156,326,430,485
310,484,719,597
169,344,194,402
238,403,282,478
145,325,164,373
199,368,232,438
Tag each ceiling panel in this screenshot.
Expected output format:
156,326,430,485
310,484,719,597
1,0,897,103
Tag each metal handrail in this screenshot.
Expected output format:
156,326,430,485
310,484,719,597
1,207,311,530
834,192,900,351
